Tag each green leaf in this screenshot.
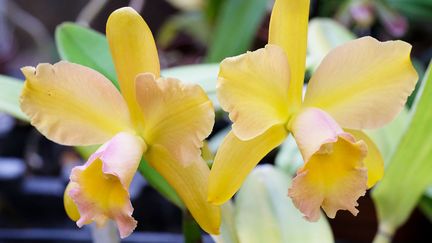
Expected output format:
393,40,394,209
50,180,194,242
372,61,432,237
205,0,267,63
235,165,334,243
161,63,220,109
419,195,432,222
0,75,28,121
55,23,119,89
386,0,432,21
157,12,210,48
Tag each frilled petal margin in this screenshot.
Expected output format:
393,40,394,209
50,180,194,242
289,108,368,221
69,132,145,238
135,73,214,166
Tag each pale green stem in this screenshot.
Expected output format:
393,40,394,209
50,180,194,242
372,222,396,243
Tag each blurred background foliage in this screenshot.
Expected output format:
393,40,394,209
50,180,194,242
0,0,432,242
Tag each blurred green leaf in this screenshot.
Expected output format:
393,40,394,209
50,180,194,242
386,0,432,21
157,12,210,48
307,18,355,71
0,75,28,121
419,195,432,222
205,0,267,63
55,23,119,89
372,61,432,238
205,0,228,24
235,165,334,243
161,63,220,109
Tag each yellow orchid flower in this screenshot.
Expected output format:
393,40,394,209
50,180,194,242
208,0,418,221
20,7,220,238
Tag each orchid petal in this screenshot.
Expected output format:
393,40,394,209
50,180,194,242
20,62,132,146
136,73,214,166
106,7,160,125
145,144,221,234
218,45,290,140
269,0,310,108
69,132,145,238
289,108,368,221
348,129,384,188
208,125,287,205
64,182,80,222
304,37,418,129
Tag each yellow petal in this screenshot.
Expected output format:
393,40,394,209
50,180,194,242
218,45,290,140
70,132,145,238
145,144,221,235
208,125,287,205
304,37,418,130
288,136,368,221
64,182,80,222
136,73,214,166
348,129,384,188
106,7,160,126
289,108,368,221
268,0,310,109
20,62,132,146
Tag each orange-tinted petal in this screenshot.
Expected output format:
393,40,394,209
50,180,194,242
348,129,384,188
289,108,368,221
64,182,80,222
145,144,221,234
136,73,214,166
70,132,145,238
304,37,418,129
218,45,290,140
20,62,132,146
208,125,287,205
106,7,160,126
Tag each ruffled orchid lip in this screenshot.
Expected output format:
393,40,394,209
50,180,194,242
69,132,145,238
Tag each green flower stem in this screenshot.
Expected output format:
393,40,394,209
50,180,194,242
372,223,395,243
182,210,202,243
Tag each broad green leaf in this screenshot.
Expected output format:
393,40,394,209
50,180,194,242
205,0,267,63
386,0,432,21
55,23,119,88
235,165,334,243
419,196,432,222
307,18,355,71
372,61,432,237
275,134,303,176
0,75,28,121
161,63,220,109
157,12,210,47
